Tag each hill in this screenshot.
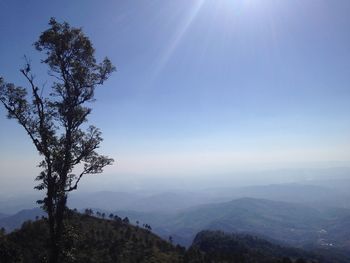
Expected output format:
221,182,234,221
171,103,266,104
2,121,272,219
0,211,184,263
0,208,44,232
116,198,350,250
3,198,350,257
0,212,323,263
187,230,320,263
206,183,350,209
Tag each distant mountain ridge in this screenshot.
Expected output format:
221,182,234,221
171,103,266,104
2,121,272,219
0,208,44,232
2,179,350,261
2,195,350,255
3,197,350,253
2,180,350,215
203,183,350,209
116,197,350,251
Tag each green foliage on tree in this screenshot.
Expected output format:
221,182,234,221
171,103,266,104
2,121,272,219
0,18,115,263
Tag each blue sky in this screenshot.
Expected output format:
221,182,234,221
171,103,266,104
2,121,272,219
0,0,350,192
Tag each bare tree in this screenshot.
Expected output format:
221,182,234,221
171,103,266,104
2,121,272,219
0,18,115,263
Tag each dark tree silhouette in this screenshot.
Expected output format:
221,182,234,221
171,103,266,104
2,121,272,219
143,223,152,231
0,18,115,263
123,217,130,224
85,209,94,216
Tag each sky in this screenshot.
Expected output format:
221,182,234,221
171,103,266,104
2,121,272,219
0,0,350,194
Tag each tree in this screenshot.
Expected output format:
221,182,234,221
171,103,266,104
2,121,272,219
114,215,121,222
0,18,115,263
0,227,5,236
84,209,94,216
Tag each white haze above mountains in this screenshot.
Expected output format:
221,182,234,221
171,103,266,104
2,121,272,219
0,166,349,215
1,166,349,198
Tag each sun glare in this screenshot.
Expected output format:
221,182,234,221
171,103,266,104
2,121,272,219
153,0,205,78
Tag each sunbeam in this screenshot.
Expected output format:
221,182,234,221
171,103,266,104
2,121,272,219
152,0,205,79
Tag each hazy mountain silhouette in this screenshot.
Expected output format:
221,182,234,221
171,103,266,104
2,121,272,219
0,208,44,232
2,180,350,214
116,197,350,251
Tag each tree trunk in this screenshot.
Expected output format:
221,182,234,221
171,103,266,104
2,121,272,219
48,195,67,263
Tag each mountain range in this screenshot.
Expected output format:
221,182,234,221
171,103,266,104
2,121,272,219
115,197,350,249
1,180,350,261
0,211,336,263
